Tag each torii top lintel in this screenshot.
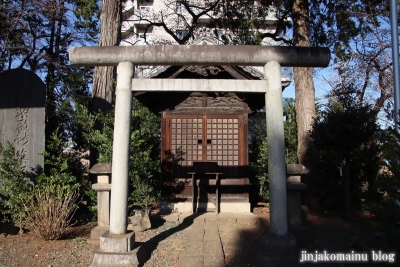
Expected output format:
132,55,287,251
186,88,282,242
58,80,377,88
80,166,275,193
69,45,330,67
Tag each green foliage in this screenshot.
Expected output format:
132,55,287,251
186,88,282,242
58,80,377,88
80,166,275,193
79,104,114,163
249,98,298,202
129,99,161,208
249,124,269,202
283,99,298,164
73,0,100,40
84,99,162,209
0,141,80,239
42,127,89,194
310,101,380,211
43,129,70,174
365,128,400,252
379,129,400,203
0,142,33,231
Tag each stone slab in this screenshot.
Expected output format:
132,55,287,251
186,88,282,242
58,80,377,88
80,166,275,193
203,257,226,267
186,230,204,242
220,202,251,213
184,241,204,256
179,255,203,267
204,241,224,257
0,68,45,174
177,212,192,222
204,222,219,229
204,214,218,224
204,228,219,241
235,214,260,224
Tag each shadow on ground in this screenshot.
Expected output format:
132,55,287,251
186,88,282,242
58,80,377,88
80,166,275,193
135,212,203,266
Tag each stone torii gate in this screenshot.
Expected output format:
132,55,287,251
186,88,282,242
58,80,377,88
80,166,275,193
69,45,329,266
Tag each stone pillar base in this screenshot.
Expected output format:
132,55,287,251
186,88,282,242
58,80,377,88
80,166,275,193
88,247,142,267
88,231,145,267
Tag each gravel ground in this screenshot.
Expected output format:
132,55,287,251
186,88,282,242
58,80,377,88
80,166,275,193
0,219,188,267
0,207,391,267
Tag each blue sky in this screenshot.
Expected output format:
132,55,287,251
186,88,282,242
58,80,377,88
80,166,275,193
282,68,333,101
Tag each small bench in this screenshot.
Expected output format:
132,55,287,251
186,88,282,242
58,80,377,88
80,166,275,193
188,162,223,214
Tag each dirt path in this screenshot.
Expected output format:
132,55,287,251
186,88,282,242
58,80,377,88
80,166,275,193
0,206,391,267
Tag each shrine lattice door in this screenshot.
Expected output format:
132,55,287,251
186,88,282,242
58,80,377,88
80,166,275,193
164,114,247,178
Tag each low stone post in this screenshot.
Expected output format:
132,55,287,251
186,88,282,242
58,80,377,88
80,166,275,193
88,163,112,244
286,164,309,227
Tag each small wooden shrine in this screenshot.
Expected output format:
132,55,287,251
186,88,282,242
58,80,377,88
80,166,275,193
135,54,267,213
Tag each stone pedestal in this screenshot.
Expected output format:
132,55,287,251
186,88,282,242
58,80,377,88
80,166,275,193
89,164,112,244
88,231,144,267
287,182,307,227
286,164,309,227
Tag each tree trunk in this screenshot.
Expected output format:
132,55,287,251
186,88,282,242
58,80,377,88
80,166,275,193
292,0,316,168
90,0,122,165
91,0,122,113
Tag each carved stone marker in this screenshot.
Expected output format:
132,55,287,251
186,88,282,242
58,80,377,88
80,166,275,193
0,68,45,172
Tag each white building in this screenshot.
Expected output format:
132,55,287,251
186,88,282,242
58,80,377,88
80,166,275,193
121,0,292,83
119,0,293,213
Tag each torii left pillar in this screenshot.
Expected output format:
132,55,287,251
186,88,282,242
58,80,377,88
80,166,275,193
89,61,142,267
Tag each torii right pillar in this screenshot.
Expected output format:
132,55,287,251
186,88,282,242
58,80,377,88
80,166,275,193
264,61,297,248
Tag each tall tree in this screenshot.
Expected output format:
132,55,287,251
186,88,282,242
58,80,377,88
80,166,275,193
310,99,379,217
323,0,393,125
91,0,122,112
0,0,99,171
292,0,315,168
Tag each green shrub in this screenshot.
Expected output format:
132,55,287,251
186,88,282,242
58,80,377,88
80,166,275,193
22,171,80,240
310,102,380,214
82,99,162,210
249,98,297,203
0,141,81,240
0,141,32,232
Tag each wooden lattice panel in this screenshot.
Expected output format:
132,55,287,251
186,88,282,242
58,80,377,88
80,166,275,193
170,117,203,167
166,114,245,178
206,118,239,165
